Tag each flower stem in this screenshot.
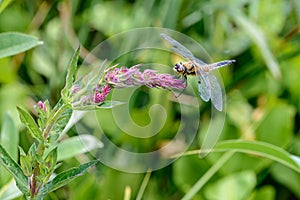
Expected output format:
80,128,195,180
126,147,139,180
43,103,70,139
29,101,71,198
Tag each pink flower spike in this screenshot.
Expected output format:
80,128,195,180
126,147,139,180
104,64,185,90
93,85,112,103
71,84,80,94
94,92,105,103
37,101,47,112
102,85,111,95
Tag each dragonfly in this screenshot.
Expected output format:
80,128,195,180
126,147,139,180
161,33,235,111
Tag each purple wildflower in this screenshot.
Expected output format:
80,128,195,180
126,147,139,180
71,84,81,94
93,85,111,103
70,64,185,108
104,64,185,90
71,84,111,107
37,101,47,112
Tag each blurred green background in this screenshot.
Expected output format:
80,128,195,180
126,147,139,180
0,0,300,199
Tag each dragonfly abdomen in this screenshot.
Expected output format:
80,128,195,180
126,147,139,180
205,60,236,71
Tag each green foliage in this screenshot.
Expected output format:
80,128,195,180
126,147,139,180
214,140,300,173
204,170,256,200
0,0,13,14
0,32,43,59
73,100,125,110
61,46,80,103
56,135,103,161
37,161,98,199
1,44,106,198
0,0,300,199
17,106,42,141
0,145,29,196
0,113,18,185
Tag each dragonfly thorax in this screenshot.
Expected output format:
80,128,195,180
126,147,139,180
174,61,196,76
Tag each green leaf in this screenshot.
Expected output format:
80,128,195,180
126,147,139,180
204,171,256,200
61,46,80,102
256,99,295,147
181,152,235,200
28,143,37,158
173,156,210,194
256,0,285,34
0,0,13,14
96,100,126,108
0,32,43,59
49,107,72,142
57,135,103,161
38,161,98,198
0,179,23,200
44,147,57,174
214,140,300,173
19,146,32,177
0,112,18,159
17,106,42,141
0,145,29,196
270,163,300,198
73,100,125,110
250,186,275,200
0,112,18,184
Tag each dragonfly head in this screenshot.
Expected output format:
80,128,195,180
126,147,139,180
173,62,186,75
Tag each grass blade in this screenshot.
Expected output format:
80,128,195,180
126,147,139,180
214,140,300,173
231,10,281,79
181,151,234,200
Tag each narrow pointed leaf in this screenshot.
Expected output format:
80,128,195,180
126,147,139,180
61,47,80,101
50,100,72,136
0,145,29,195
0,32,43,58
0,179,23,200
44,147,57,174
57,135,103,161
204,171,256,200
0,112,18,184
38,161,98,198
0,112,18,159
49,107,72,142
72,101,125,110
17,106,42,141
214,140,300,173
230,10,281,79
0,0,13,14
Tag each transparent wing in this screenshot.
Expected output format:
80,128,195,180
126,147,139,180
161,33,216,103
160,33,196,61
207,73,223,111
194,66,211,102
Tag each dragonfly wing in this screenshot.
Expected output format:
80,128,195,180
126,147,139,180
194,67,211,102
161,33,196,60
207,73,223,111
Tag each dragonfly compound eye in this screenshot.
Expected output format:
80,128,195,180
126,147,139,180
174,62,185,72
